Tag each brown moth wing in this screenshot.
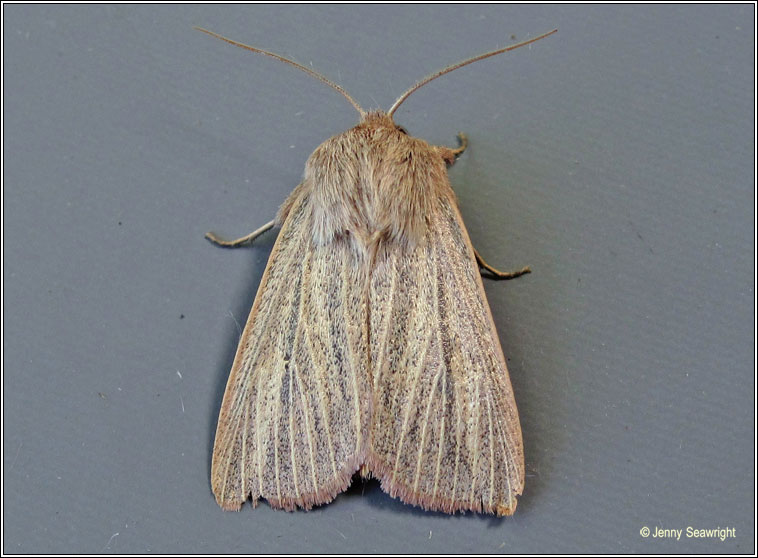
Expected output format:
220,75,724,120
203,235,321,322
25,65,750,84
366,193,525,516
211,189,371,511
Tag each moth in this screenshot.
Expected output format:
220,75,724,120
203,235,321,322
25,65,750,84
199,27,556,516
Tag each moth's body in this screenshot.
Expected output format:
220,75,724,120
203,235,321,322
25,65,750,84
302,112,454,253
199,26,554,517
211,111,525,516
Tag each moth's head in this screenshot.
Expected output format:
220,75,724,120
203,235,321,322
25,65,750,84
358,110,410,137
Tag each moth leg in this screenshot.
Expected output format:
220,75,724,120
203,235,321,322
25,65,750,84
438,132,468,165
205,219,276,248
474,247,531,280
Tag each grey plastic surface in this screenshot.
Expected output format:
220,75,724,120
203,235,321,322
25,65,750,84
3,4,754,554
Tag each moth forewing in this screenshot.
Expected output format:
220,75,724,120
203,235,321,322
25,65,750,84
202,27,554,515
210,189,371,511
365,183,524,516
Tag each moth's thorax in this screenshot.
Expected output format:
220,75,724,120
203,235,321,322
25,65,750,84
301,111,453,253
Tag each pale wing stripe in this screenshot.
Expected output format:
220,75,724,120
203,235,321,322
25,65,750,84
431,248,447,502
273,332,290,504
274,254,308,504
385,246,423,452
372,249,399,393
291,257,321,495
223,377,251,448
303,326,339,478
485,366,519,491
439,228,463,503
471,343,520,495
431,234,460,506
486,392,495,509
469,377,481,507
412,361,444,493
240,397,250,500
426,233,447,500
431,203,464,503
488,379,516,466
491,390,515,507
434,219,470,506
294,362,320,496
255,372,264,496
219,374,253,501
287,244,316,502
451,397,463,501
341,251,362,453
294,245,327,497
432,371,446,501
217,403,239,500
238,254,286,374
219,362,258,478
288,363,301,499
391,326,434,484
470,290,519,495
273,390,282,503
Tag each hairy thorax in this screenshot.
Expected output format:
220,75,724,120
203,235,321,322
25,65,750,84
284,112,454,254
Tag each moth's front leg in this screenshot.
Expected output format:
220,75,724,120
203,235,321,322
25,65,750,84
474,248,531,281
205,219,276,248
437,132,468,165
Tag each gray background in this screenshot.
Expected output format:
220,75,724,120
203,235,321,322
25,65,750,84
3,4,754,554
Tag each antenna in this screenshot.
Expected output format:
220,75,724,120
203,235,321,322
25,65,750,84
194,27,366,118
388,29,557,117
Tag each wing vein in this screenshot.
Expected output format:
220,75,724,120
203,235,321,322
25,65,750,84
432,372,446,502
391,326,434,484
341,249,363,454
469,377,481,508
287,244,315,502
492,390,515,509
413,361,444,493
288,364,300,500
240,398,250,500
294,343,320,497
219,377,250,502
373,250,398,393
304,326,339,478
429,229,447,502
486,392,495,509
